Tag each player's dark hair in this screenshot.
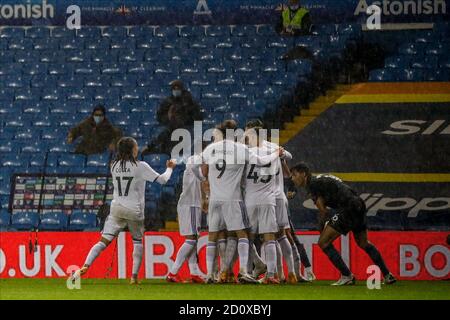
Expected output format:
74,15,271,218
113,137,137,171
216,119,238,136
291,162,312,180
245,119,264,130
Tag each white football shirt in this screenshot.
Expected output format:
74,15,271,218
178,155,203,208
244,145,277,207
202,139,279,202
110,160,160,220
263,140,291,200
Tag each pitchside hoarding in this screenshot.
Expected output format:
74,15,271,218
0,0,448,25
0,231,448,280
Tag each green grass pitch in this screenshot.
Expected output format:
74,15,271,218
1,279,449,300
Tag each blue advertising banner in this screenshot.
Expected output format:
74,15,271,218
0,0,448,26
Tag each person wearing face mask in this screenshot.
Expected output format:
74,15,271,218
67,104,123,155
143,80,202,155
276,0,312,36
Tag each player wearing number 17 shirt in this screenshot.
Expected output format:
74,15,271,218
70,137,176,284
200,120,283,284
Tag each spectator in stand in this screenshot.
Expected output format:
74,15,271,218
142,80,202,155
67,104,122,155
276,0,312,36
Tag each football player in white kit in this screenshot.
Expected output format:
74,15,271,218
166,152,205,283
200,120,283,284
246,120,298,284
71,137,176,284
243,126,280,284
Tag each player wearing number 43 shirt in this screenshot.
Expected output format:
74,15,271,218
199,120,284,284
70,137,176,285
245,119,306,284
243,127,280,284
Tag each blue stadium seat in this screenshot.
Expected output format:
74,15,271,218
58,154,86,167
11,212,39,230
0,51,15,63
21,142,43,154
110,38,136,50
0,210,10,230
397,69,424,81
206,26,230,37
398,43,426,55
59,38,84,50
102,26,128,38
8,39,32,50
424,69,450,81
128,26,155,38
231,25,257,37
411,57,437,69
439,57,450,68
179,26,206,38
77,27,102,38
385,56,411,68
39,51,65,64
86,154,109,167
313,24,338,35
39,212,68,231
257,25,278,36
15,51,37,63
29,154,45,167
1,155,24,168
68,211,98,231
85,38,110,50
155,26,179,38
0,27,25,38
426,43,450,55
51,27,76,38
26,27,50,39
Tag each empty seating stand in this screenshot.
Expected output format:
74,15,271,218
0,24,362,230
369,23,450,82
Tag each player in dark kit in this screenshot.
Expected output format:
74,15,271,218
289,162,396,286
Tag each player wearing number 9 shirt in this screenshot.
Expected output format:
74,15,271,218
70,137,176,284
200,120,283,284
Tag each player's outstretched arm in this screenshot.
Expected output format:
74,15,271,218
156,159,177,184
248,146,283,165
140,160,176,185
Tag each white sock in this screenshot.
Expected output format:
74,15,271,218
275,241,284,279
260,243,266,264
292,243,301,278
278,235,294,274
84,242,107,267
206,241,217,277
237,238,249,274
217,239,227,272
188,249,200,276
251,244,266,269
265,240,277,278
170,239,196,275
305,266,313,273
132,241,143,277
223,237,237,272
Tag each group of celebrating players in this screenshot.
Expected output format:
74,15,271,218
71,118,397,286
